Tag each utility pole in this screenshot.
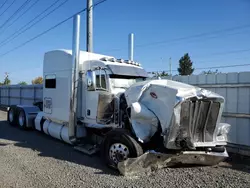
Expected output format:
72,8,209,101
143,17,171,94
4,72,9,79
169,57,172,80
87,0,93,52
4,72,10,85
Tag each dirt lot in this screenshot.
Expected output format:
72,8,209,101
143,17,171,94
0,111,250,188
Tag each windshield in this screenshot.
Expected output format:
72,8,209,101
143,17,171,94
110,78,136,89
109,75,146,89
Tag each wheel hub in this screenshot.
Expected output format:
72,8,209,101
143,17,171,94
109,143,130,164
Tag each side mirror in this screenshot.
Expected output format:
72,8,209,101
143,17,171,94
87,70,96,91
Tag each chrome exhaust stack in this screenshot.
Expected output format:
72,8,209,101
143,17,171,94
128,33,134,61
68,14,81,143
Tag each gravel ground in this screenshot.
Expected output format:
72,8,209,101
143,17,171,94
0,111,250,188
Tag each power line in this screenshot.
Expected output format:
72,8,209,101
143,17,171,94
195,63,250,70
151,48,250,70
0,0,65,47
195,56,250,65
148,63,250,74
0,0,32,31
0,0,41,35
190,48,250,61
0,0,108,48
103,24,250,53
0,0,61,45
136,24,250,48
0,0,9,12
202,48,250,57
168,29,249,48
0,0,108,58
0,0,16,17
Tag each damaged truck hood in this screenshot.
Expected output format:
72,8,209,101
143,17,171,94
119,79,229,176
124,79,225,142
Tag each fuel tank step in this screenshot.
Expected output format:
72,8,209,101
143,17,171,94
74,144,99,155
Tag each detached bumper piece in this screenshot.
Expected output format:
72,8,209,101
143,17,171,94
117,149,228,176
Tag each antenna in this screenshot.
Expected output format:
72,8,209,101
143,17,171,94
68,14,81,143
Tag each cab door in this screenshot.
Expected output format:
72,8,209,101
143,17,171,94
85,69,110,121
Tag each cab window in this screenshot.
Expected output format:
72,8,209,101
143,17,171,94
45,74,56,88
95,69,107,90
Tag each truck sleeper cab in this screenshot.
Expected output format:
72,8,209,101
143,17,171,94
7,49,230,171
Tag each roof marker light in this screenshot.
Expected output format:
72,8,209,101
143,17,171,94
100,57,108,61
125,60,133,64
109,57,116,62
117,59,124,63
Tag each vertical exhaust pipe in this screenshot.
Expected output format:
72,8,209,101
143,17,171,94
87,0,93,52
69,14,81,143
128,33,134,61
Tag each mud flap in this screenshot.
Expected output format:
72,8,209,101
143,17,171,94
117,150,228,176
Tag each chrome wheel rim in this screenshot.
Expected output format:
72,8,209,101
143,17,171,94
109,143,130,164
9,109,13,122
18,111,25,127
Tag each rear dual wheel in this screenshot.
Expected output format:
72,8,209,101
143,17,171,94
17,109,27,130
7,107,15,125
7,107,27,130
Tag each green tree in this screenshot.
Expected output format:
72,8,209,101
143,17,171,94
178,53,194,75
32,76,43,84
18,81,28,85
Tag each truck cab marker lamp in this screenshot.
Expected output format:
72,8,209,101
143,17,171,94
116,59,124,63
100,57,108,61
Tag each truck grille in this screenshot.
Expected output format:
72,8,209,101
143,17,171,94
180,100,220,143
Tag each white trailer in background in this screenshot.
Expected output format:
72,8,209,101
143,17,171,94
5,15,231,174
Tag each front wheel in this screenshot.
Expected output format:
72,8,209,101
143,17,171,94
101,129,143,169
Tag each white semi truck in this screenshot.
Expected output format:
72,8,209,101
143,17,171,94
5,14,230,174
6,48,231,172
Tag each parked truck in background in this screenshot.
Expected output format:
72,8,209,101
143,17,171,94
6,48,231,172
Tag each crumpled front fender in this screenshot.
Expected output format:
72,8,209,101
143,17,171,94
129,102,159,143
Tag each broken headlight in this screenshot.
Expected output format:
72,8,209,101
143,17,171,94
216,123,231,142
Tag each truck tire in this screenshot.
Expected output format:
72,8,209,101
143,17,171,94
7,107,15,125
17,108,27,130
101,128,143,169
